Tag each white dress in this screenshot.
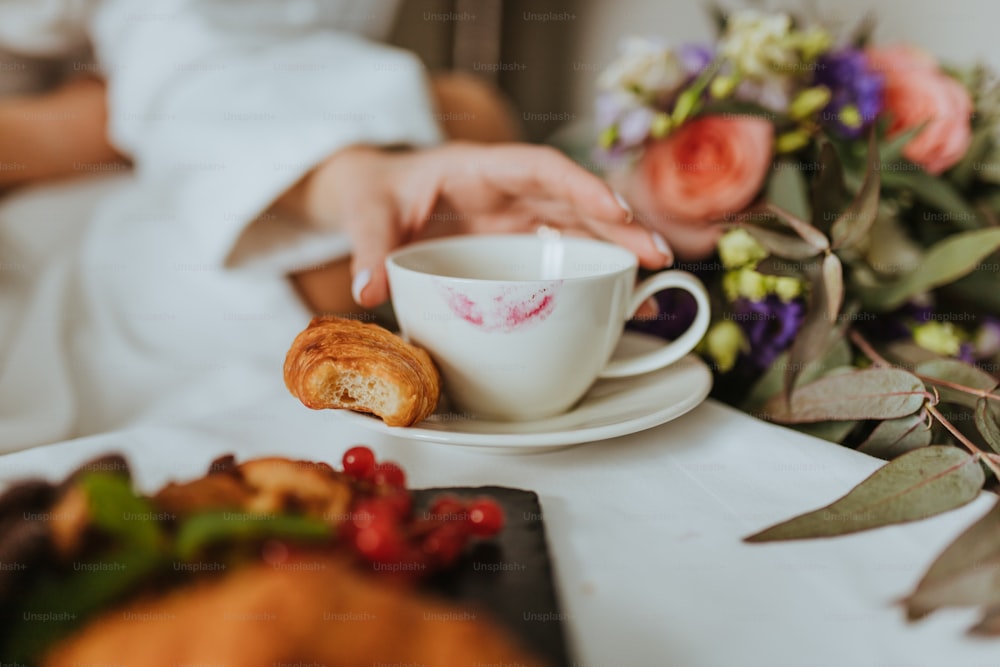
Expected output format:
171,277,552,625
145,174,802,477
0,0,442,451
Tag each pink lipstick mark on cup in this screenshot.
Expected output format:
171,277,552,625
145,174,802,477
438,281,561,332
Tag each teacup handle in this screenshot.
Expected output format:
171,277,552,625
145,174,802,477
598,270,711,379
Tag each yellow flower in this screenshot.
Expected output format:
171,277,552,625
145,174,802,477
723,267,770,302
710,74,740,99
773,276,803,302
718,228,768,269
913,321,964,357
775,129,811,153
838,105,862,129
796,26,833,62
789,86,831,120
701,320,748,373
650,112,673,138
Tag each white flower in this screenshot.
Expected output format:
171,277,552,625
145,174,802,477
598,36,686,97
720,10,797,80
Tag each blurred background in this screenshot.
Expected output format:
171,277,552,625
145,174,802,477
390,0,1000,141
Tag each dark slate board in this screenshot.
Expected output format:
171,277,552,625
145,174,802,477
414,486,568,667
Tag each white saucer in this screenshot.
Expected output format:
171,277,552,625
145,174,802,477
335,331,713,453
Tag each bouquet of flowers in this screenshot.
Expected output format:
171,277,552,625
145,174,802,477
595,8,1000,634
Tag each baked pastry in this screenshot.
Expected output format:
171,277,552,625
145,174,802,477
284,316,440,426
0,452,547,667
44,555,546,667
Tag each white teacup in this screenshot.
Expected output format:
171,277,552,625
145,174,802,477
386,234,710,421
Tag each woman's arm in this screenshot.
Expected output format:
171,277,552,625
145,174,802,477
0,77,126,189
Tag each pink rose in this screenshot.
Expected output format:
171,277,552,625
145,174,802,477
868,45,972,175
624,116,773,260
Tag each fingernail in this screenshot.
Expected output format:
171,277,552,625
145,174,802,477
351,268,372,305
613,190,634,224
651,232,674,266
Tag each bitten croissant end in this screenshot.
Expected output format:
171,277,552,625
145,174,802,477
284,316,440,427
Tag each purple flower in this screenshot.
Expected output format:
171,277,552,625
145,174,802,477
617,107,656,147
813,48,884,138
958,342,977,364
974,316,1000,359
678,43,714,76
733,296,805,369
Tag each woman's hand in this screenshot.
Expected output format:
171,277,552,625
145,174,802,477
290,142,674,308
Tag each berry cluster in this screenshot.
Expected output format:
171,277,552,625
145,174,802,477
339,446,505,571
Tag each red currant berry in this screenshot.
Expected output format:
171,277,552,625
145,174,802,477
422,523,467,567
381,489,413,519
354,524,405,563
428,495,466,522
372,461,406,489
467,497,505,537
342,446,376,480
351,503,404,563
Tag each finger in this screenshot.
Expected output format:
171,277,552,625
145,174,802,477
510,197,673,268
471,145,631,226
632,296,660,321
578,219,674,269
344,200,401,308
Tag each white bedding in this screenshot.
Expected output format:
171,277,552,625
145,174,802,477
0,373,994,667
0,175,319,449
0,179,994,665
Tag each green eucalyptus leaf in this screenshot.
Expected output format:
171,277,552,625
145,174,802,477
768,161,812,222
765,204,830,251
881,170,980,230
745,445,984,542
883,341,941,369
765,367,926,423
951,126,994,188
878,124,924,163
822,253,844,322
975,398,1000,454
783,263,835,401
794,420,858,444
708,3,729,35
754,255,810,276
862,228,1000,311
865,212,924,277
857,413,933,459
969,146,1000,186
832,132,881,250
743,336,851,412
904,500,1000,619
945,271,1000,315
849,12,877,48
916,359,998,408
811,141,850,234
741,224,819,261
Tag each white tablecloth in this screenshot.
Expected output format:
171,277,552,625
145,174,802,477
1,394,994,667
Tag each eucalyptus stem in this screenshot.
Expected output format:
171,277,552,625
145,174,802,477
926,403,1000,479
848,329,1000,401
917,376,1000,403
848,329,891,367
849,329,1000,478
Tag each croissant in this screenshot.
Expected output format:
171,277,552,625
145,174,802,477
43,555,549,667
283,316,440,426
